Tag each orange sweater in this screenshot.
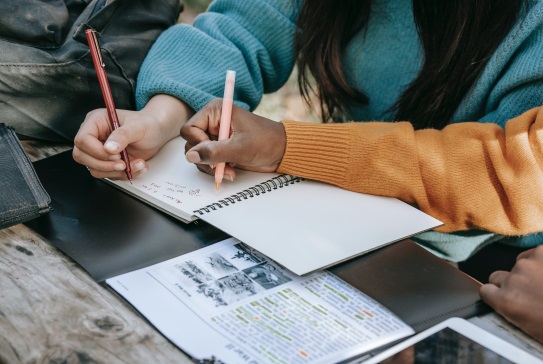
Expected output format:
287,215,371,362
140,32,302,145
278,107,543,235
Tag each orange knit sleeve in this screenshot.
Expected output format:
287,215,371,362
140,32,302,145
277,107,543,235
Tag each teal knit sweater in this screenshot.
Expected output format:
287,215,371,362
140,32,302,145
136,0,543,261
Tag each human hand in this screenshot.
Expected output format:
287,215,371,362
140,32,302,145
73,94,193,180
181,99,286,180
480,245,543,344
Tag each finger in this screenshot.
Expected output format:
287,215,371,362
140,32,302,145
195,162,214,177
74,128,118,162
185,142,194,155
181,99,223,143
480,283,502,309
103,123,147,155
488,270,509,287
131,159,148,175
182,124,213,145
78,108,114,141
86,159,148,180
87,167,128,180
516,247,535,261
73,146,127,173
186,150,236,181
188,139,237,165
186,149,216,170
223,164,236,181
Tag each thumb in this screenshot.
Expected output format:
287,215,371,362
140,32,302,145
186,140,233,165
103,124,143,154
479,283,501,309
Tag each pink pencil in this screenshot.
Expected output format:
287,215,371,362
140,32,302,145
215,70,236,191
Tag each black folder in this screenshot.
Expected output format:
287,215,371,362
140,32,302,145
26,150,488,333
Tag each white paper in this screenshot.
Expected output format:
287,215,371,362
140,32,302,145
107,238,414,364
107,137,442,275
200,179,442,275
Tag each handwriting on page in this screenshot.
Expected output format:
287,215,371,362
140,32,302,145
139,180,201,204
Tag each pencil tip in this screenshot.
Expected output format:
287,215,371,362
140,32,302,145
216,182,220,191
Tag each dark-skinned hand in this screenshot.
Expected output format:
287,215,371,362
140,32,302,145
181,99,286,181
480,245,543,344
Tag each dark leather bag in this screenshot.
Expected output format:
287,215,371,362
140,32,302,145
0,0,182,141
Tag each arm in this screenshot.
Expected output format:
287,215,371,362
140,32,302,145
278,107,543,234
183,103,543,235
135,0,300,112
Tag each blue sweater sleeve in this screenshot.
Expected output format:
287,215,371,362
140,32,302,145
135,0,300,112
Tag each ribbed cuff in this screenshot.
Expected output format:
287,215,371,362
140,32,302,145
277,121,351,186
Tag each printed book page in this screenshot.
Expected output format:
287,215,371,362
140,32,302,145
107,238,414,364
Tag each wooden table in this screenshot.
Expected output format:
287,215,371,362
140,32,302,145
1,141,542,363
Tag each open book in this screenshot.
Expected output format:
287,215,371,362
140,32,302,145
107,137,442,275
107,237,415,363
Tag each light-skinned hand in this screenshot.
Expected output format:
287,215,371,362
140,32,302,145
73,94,193,180
480,245,543,344
181,99,286,181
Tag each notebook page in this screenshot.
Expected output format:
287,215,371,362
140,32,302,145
107,137,283,221
200,179,443,276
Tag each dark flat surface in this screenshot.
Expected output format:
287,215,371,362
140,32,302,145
26,150,487,332
330,240,489,332
26,150,229,282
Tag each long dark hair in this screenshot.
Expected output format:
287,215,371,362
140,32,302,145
295,0,523,129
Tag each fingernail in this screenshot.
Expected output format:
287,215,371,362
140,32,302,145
109,154,121,161
140,167,148,175
114,162,125,171
105,141,120,152
186,151,201,163
134,161,146,171
226,174,234,182
210,163,215,169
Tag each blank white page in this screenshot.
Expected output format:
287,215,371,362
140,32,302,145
200,179,442,276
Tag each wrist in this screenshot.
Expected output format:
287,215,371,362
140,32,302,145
141,94,195,143
272,121,287,170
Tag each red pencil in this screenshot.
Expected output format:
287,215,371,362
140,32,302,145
85,29,133,182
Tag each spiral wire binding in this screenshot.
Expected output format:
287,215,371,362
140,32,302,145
193,174,303,216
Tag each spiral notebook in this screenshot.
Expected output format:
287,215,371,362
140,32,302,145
107,137,442,275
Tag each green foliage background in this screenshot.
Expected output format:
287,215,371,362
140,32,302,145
184,0,212,13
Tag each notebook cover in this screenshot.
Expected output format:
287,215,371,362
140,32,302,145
26,150,487,330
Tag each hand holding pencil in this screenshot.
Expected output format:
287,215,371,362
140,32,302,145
85,29,133,182
182,89,287,180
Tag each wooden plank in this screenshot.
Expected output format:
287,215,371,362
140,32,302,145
20,140,71,162
0,224,193,363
